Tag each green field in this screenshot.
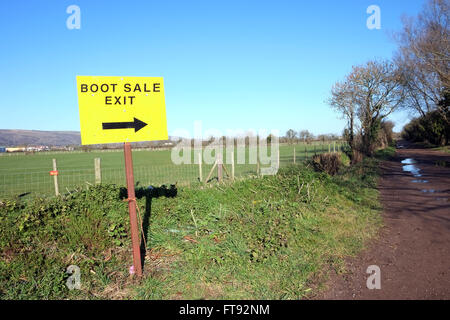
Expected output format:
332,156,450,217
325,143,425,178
0,142,345,197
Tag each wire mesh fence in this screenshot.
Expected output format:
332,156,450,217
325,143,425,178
0,142,347,198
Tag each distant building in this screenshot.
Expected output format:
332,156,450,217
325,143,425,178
0,147,6,153
50,146,73,151
25,145,50,152
6,147,26,153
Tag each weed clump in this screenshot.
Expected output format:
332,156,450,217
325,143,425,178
311,152,342,175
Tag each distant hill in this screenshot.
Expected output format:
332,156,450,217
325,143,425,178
0,129,182,147
0,129,81,146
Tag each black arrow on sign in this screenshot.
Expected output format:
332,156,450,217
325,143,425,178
102,117,148,132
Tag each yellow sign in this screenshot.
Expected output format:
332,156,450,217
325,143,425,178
76,76,168,145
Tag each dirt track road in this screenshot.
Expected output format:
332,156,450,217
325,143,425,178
316,142,450,299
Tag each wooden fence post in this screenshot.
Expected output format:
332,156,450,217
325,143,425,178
217,153,223,183
305,146,308,160
52,159,59,196
94,158,101,184
198,152,203,183
293,147,296,164
205,159,218,183
256,152,260,176
328,144,330,153
277,149,280,169
231,150,235,181
333,141,336,152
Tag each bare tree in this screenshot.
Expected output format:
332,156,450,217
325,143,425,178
298,130,313,143
395,0,449,122
353,61,406,155
298,130,307,142
328,79,356,148
285,129,297,144
329,60,405,155
304,131,314,143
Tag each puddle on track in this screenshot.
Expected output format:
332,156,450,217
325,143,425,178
402,158,422,177
402,163,422,177
401,158,416,164
401,159,448,200
421,189,440,193
412,179,429,183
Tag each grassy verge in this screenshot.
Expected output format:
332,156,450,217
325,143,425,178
374,146,396,160
0,156,383,299
432,145,450,153
399,140,450,153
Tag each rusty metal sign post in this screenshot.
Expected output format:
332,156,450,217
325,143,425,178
123,142,143,277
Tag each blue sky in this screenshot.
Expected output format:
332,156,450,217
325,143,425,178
0,0,425,137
